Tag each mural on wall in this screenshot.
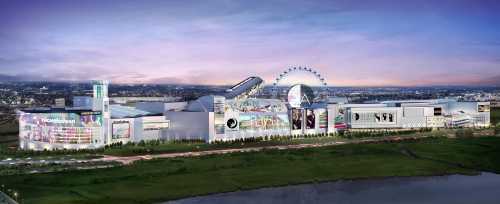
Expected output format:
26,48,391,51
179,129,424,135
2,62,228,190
238,113,289,131
214,96,226,134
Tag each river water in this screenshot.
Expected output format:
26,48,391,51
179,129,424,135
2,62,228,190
166,172,500,204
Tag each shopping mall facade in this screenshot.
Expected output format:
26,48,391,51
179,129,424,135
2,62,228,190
18,68,491,150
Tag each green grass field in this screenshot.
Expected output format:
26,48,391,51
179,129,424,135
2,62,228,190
1,136,500,204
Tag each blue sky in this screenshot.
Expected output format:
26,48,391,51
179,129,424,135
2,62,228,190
0,0,499,86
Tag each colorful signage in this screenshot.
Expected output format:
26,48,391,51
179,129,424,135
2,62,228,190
238,113,289,131
291,108,303,130
19,112,102,144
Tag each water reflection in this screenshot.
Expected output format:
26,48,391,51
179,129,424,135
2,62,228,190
166,172,500,204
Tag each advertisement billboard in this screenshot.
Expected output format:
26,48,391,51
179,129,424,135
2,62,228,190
80,112,103,127
19,112,102,144
214,96,226,134
238,113,289,131
239,114,253,130
20,112,102,127
291,109,303,130
334,107,347,129
305,109,315,129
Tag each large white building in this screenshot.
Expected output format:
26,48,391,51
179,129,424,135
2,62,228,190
18,76,492,150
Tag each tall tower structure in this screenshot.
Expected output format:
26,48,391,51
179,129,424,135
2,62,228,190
92,80,110,145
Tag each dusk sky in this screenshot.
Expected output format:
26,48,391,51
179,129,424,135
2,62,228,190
1,0,499,86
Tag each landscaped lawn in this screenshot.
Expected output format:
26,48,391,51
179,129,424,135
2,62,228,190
1,136,500,204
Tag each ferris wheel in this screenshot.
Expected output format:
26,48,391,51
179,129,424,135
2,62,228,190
271,66,329,101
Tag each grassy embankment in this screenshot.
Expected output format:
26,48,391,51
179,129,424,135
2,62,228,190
1,136,500,204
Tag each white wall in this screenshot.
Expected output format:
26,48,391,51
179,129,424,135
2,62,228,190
131,116,169,142
327,104,338,134
400,107,433,128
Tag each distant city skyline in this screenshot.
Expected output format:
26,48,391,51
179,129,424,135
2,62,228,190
1,0,500,86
